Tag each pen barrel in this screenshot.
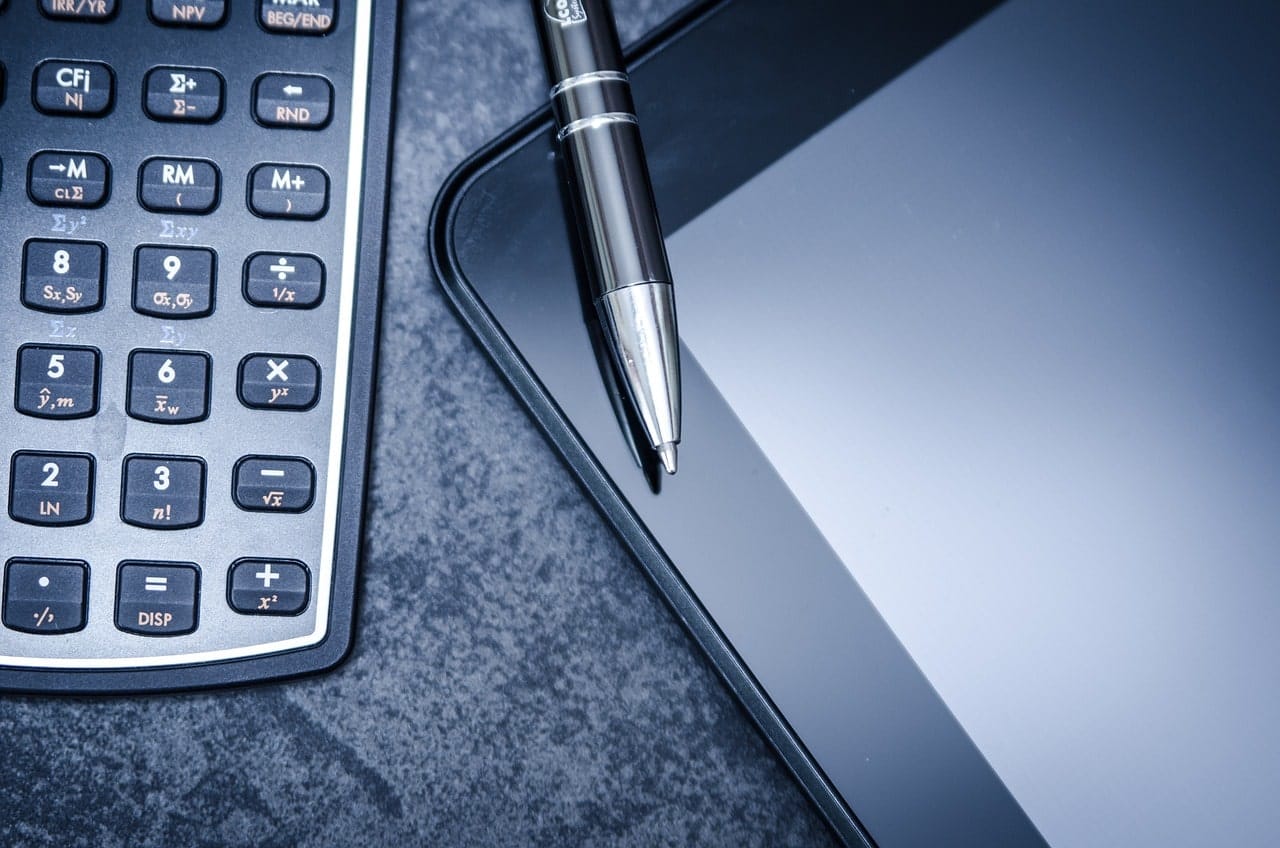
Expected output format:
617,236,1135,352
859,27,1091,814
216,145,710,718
534,0,626,83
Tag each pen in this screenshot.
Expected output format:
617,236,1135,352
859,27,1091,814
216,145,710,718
532,0,683,475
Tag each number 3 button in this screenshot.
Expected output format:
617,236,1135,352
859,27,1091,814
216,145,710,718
127,350,211,423
121,455,205,530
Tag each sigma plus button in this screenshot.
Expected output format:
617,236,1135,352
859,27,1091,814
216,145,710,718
248,163,328,220
3,560,88,635
259,0,336,35
228,559,309,616
33,60,114,117
244,252,324,308
28,151,110,208
144,67,224,123
39,0,117,21
233,456,315,513
134,246,215,319
254,73,333,129
238,354,320,410
121,456,206,530
139,157,220,214
22,239,106,313
116,562,199,636
15,344,100,419
9,452,95,527
149,0,226,27
127,349,211,424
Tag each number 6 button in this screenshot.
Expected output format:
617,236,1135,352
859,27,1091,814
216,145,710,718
121,455,205,530
127,349,211,423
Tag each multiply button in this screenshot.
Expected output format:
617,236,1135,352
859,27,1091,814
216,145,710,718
3,560,88,635
116,562,199,636
259,0,335,34
238,354,320,410
127,349,211,423
15,344,100,419
244,252,324,308
40,0,116,21
228,559,309,616
134,246,215,318
121,455,205,530
233,456,315,513
254,73,332,129
248,163,328,220
22,239,105,313
150,0,225,26
139,157,219,214
9,452,94,527
33,61,114,117
144,67,224,123
28,151,110,208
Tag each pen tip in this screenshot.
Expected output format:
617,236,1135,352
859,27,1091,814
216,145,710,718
657,442,678,476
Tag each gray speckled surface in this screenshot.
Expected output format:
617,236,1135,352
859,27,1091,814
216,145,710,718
0,2,836,845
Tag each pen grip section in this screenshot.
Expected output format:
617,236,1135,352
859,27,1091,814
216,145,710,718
560,119,673,295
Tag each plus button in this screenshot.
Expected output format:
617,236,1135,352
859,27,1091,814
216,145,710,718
255,563,280,588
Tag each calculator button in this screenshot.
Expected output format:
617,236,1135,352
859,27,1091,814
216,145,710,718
28,151,110,208
15,344,99,419
22,239,105,313
228,559,309,616
9,452,94,527
33,60,114,117
127,350,211,424
116,562,199,635
133,246,215,318
259,0,335,35
143,67,224,123
253,73,333,129
244,252,324,308
238,354,320,410
149,0,225,26
139,157,220,214
121,456,205,530
39,0,116,21
248,164,328,220
3,560,88,635
233,456,315,513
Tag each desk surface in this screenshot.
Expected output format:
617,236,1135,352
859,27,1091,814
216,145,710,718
0,1,834,845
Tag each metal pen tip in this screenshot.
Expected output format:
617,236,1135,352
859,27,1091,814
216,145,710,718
656,442,678,476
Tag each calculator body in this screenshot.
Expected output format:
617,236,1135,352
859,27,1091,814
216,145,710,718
0,0,398,692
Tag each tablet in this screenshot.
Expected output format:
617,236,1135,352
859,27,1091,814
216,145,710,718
432,1,1280,845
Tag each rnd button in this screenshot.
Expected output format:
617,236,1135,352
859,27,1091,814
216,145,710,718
259,0,336,35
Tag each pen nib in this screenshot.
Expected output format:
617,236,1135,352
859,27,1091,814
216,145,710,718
656,442,679,476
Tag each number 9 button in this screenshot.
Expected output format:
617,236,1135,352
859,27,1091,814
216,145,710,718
127,350,211,423
133,246,215,318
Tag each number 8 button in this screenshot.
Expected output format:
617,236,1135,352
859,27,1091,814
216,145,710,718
127,350,211,423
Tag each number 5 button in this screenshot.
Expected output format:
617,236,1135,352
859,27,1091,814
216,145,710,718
15,344,100,419
238,354,319,410
127,350,211,423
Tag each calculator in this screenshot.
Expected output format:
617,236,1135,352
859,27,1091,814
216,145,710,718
0,0,399,692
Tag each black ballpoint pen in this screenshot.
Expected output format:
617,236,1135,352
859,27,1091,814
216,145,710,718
532,0,683,475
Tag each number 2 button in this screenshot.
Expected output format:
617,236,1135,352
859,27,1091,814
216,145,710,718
127,350,210,423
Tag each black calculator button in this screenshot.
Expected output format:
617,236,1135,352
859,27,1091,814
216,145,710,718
238,354,320,410
228,559,309,616
127,350,211,424
233,455,315,513
15,344,99,419
139,157,220,214
133,246,215,318
115,562,199,635
121,455,205,530
259,0,335,35
3,559,88,635
244,252,324,308
253,73,332,130
143,66,224,123
32,60,114,117
149,0,225,26
39,0,116,21
9,452,94,527
22,239,105,313
248,163,328,220
28,151,110,208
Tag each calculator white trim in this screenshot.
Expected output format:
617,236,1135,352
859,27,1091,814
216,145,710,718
1,2,373,670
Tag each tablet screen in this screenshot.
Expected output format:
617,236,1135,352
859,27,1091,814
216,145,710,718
667,2,1280,845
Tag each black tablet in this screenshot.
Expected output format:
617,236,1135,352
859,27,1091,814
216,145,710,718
432,1,1280,845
